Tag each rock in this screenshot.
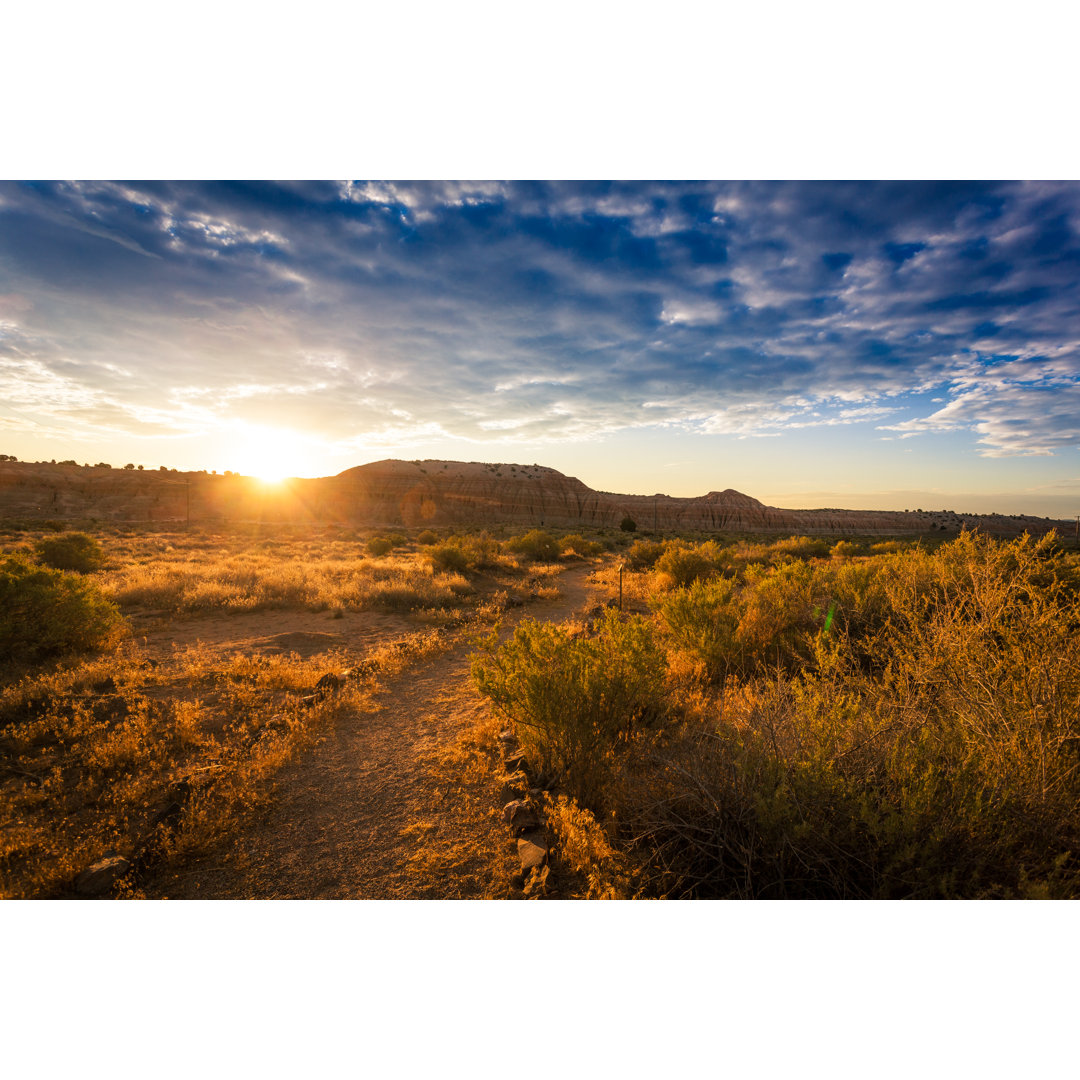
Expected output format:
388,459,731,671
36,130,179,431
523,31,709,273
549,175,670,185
503,749,527,774
524,864,550,898
497,729,516,744
518,832,548,870
500,772,529,803
74,854,131,896
503,800,541,833
314,672,341,697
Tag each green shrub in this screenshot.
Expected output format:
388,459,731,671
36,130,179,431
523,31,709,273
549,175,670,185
560,533,603,558
656,576,741,680
655,542,716,587
472,609,669,808
0,554,125,664
625,540,665,571
506,529,560,562
769,535,830,561
428,544,469,574
35,532,105,573
416,530,438,546
619,516,637,532
830,540,861,558
365,536,393,556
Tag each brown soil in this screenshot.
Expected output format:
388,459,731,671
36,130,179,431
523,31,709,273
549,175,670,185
141,561,606,899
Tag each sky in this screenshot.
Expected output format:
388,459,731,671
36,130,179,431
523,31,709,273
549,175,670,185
2,179,1080,516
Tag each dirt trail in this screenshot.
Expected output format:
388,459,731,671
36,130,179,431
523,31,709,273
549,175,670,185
144,562,607,899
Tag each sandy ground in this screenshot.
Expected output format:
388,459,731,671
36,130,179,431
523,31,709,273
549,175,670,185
141,562,606,899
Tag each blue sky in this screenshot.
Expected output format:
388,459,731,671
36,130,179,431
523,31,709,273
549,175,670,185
1,180,1079,514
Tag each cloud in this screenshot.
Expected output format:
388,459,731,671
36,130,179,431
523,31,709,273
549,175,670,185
0,180,1079,461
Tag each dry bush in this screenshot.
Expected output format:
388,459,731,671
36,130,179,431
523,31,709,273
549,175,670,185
478,531,1080,898
35,532,107,573
505,529,560,563
0,642,371,898
0,554,126,666
472,609,670,809
559,534,603,558
654,541,717,588
545,794,632,899
102,547,472,615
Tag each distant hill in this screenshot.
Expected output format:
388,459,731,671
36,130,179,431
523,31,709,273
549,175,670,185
0,458,1068,537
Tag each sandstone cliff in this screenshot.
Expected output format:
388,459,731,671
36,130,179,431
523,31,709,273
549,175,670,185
0,458,1068,538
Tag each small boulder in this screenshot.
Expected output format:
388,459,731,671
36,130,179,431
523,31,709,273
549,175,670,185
314,673,341,698
74,854,131,896
503,800,541,833
518,832,548,871
503,749,527,774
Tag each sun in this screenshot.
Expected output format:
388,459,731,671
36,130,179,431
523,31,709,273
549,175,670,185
227,424,316,482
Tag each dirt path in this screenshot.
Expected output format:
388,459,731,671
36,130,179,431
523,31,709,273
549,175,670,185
144,562,607,899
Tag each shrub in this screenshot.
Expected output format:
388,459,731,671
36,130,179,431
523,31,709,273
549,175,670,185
428,544,469,574
416,530,438,546
0,554,125,664
769,535,830,561
506,529,560,562
655,542,716,588
619,516,637,532
625,540,665,571
655,576,741,681
365,536,393,556
830,540,861,558
560,533,603,558
472,609,669,808
36,532,106,573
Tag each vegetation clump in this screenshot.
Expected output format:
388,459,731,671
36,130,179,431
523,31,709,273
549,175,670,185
505,529,560,562
559,533,603,558
365,536,394,556
472,609,669,808
36,531,106,573
0,554,125,665
474,531,1080,898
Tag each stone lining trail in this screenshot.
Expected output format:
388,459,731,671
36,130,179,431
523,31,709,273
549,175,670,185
143,563,603,900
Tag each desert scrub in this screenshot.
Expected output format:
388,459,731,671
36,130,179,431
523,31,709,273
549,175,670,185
559,534,603,558
472,609,669,808
0,554,125,666
505,529,560,563
0,643,370,898
624,532,1080,897
654,541,718,588
365,536,394,556
624,539,665,571
35,531,106,572
427,543,469,575
102,550,472,615
545,794,633,899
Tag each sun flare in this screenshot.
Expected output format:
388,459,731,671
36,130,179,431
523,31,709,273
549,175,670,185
227,424,318,482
